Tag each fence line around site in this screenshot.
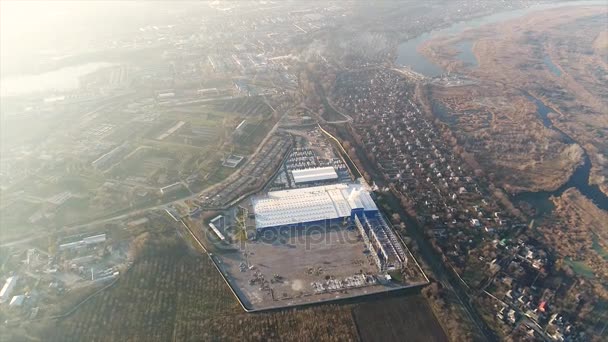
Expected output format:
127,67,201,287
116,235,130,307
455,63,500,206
177,214,431,313
317,124,364,180
168,127,433,313
177,218,254,312
381,211,430,284
318,125,429,284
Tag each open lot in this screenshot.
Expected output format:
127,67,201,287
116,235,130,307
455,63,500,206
215,223,414,310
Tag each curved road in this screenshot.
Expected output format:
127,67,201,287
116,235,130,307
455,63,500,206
1,103,293,249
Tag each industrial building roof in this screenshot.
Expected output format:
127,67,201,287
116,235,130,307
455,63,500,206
252,183,377,229
0,276,18,301
291,167,338,184
9,295,24,307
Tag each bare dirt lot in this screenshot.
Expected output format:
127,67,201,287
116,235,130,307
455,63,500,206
215,223,412,310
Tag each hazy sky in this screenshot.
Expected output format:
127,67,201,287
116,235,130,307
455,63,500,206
0,1,196,76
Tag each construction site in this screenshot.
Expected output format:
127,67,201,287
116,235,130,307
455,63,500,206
207,127,428,311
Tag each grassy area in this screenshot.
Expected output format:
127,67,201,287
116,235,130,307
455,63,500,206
19,173,103,198
564,257,595,279
234,119,274,152
203,163,238,184
321,97,348,122
592,234,608,260
0,199,41,240
169,109,236,127
162,187,191,201
388,270,404,283
109,147,183,181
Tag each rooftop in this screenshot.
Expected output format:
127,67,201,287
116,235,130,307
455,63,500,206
252,182,377,229
291,166,338,184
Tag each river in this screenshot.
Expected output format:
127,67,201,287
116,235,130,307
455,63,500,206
0,62,113,98
396,0,608,213
543,55,562,77
396,0,606,77
515,96,608,212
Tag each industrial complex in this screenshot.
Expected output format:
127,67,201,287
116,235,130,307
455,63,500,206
252,181,377,229
202,127,427,311
290,166,338,185
252,180,407,272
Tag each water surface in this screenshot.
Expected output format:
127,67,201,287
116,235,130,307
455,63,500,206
514,96,608,212
396,0,608,213
543,55,562,77
1,62,113,97
396,0,605,77
454,40,478,67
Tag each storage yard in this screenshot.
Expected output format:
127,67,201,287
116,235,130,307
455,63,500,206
269,128,351,190
210,126,427,311
214,221,418,310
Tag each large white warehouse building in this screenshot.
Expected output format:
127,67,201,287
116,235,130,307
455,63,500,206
291,167,338,185
0,276,18,303
252,182,378,230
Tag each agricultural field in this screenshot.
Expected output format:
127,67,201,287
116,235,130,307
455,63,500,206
233,118,277,152
211,96,273,118
45,248,236,341
35,235,361,342
15,223,446,342
353,295,448,342
0,199,41,239
0,173,112,233
108,147,192,187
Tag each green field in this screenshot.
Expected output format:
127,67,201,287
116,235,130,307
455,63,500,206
592,234,608,260
234,119,275,152
565,257,595,279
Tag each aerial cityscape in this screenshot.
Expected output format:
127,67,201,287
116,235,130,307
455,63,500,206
0,1,606,341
